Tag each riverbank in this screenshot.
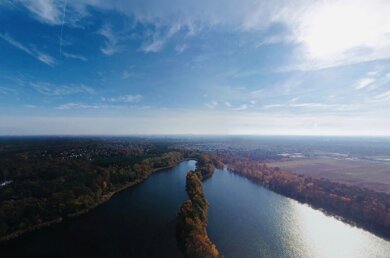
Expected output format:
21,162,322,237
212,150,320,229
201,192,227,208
223,159,390,240
0,161,185,242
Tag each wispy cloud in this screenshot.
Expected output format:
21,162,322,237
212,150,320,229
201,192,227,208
175,44,188,54
62,52,88,61
354,68,390,91
23,104,36,108
141,39,165,53
56,102,128,110
98,24,124,56
17,0,62,25
101,94,143,103
230,69,261,79
15,0,390,70
31,82,94,96
263,104,284,109
0,33,56,66
263,102,356,112
205,100,218,109
56,103,100,110
375,90,390,101
355,78,376,90
0,86,17,95
231,104,248,111
256,34,294,48
122,69,140,79
140,23,183,53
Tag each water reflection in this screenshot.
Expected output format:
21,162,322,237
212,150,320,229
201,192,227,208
291,200,390,258
204,168,390,258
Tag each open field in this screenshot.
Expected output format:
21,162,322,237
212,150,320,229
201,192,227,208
266,158,390,194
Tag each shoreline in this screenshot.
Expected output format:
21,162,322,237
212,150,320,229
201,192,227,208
226,167,390,241
0,160,190,243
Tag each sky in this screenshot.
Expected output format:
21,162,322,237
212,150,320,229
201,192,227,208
0,0,389,135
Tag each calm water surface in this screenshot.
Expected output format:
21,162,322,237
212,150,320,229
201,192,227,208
203,167,390,258
1,160,196,258
1,161,390,258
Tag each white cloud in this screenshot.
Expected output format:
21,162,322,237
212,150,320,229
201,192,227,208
62,52,88,61
292,103,337,109
56,103,100,110
36,52,56,65
263,102,356,112
256,34,294,48
263,104,284,109
250,89,263,99
354,68,390,92
367,71,380,77
31,82,94,96
23,104,36,108
375,90,390,101
355,78,376,90
17,0,62,25
0,86,17,95
140,23,183,53
102,94,143,103
98,24,124,56
56,101,140,110
231,104,248,111
141,39,164,53
15,0,390,69
0,33,56,66
122,69,139,79
175,44,188,54
205,100,218,109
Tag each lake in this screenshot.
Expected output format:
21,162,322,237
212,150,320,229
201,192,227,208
1,160,389,257
204,167,390,258
0,160,196,258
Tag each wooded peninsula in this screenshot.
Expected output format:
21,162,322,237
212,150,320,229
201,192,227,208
176,154,221,258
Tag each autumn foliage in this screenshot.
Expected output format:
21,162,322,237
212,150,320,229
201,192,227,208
220,155,390,239
176,171,220,258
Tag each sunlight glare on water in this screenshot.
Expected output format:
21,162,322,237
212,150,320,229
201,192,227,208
204,169,390,258
288,199,390,258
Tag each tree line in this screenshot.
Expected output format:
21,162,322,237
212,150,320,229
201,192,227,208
219,154,390,239
0,139,184,241
176,154,221,258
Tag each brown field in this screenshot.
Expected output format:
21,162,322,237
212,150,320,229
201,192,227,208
266,158,390,194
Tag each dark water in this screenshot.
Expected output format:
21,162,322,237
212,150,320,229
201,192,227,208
2,161,390,258
1,160,196,258
203,167,390,258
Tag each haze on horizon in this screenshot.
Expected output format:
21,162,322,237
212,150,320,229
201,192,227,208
1,0,390,136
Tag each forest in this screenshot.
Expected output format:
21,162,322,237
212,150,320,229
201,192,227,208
218,154,390,239
0,138,185,241
176,154,220,258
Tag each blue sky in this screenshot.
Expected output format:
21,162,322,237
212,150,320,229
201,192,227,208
0,0,389,135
